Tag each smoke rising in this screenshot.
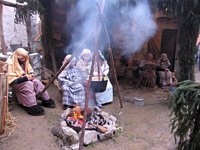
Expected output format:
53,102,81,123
66,0,157,57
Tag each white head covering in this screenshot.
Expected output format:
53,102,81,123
80,49,91,57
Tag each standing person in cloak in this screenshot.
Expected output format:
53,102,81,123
58,55,85,109
6,48,55,116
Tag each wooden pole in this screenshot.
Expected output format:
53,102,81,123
79,2,105,149
50,47,58,74
0,64,8,134
26,8,31,52
96,2,123,108
0,0,27,8
0,0,6,55
0,96,7,134
79,43,97,150
37,30,93,98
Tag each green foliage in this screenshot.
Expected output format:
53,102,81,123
169,80,200,150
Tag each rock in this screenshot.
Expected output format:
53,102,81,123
80,130,98,145
62,146,72,150
58,139,64,147
62,126,79,144
70,143,79,150
101,112,110,121
98,129,116,141
61,121,67,127
51,126,61,137
109,115,117,122
93,106,101,114
61,109,71,120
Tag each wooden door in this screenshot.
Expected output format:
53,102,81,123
160,29,177,71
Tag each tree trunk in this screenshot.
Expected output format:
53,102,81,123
0,1,6,55
26,8,31,52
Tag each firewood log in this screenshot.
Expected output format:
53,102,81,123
93,124,107,133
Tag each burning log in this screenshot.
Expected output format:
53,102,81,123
57,106,117,149
92,124,107,133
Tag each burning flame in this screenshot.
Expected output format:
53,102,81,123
68,104,84,121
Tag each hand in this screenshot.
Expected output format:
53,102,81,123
165,68,169,72
30,73,35,79
27,74,34,80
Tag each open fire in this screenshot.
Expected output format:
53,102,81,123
58,106,117,149
65,105,108,133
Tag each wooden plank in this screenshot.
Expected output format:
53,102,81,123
0,62,8,134
0,74,6,134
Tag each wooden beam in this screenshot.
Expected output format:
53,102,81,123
97,2,123,108
79,43,97,150
0,0,27,8
0,0,6,55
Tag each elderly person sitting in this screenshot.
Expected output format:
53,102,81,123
7,48,55,116
157,53,172,88
139,53,156,73
58,55,85,109
138,53,157,88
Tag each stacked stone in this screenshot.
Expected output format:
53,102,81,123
29,53,42,80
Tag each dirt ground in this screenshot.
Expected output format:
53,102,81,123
0,78,180,150
2,65,200,150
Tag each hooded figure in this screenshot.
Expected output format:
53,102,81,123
7,48,55,116
58,54,85,109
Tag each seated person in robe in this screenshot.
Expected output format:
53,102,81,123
139,53,156,74
138,53,156,87
58,55,85,109
76,49,92,80
7,48,55,116
156,53,172,88
93,51,113,108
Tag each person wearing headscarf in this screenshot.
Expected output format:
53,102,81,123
139,53,157,87
93,50,113,108
58,54,85,109
157,53,172,88
6,48,55,116
139,53,156,73
76,48,92,80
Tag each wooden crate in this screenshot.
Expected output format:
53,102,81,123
0,61,8,134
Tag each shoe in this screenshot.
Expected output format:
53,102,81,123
97,103,102,108
26,105,45,116
42,98,56,108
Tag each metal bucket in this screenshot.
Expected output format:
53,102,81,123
134,97,144,106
